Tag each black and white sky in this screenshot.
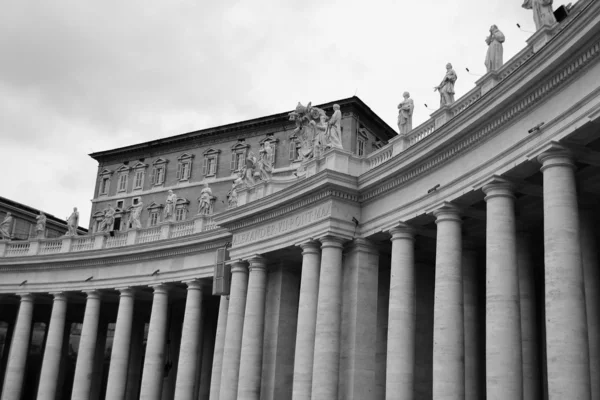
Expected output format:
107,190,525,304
0,0,545,227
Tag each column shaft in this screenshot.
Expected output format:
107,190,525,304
386,226,415,400
311,236,344,400
539,151,590,399
292,242,321,400
71,291,102,400
1,294,34,400
483,182,522,399
209,295,229,400
37,293,68,400
105,288,136,400
219,262,249,400
463,250,483,400
139,285,170,400
174,281,204,400
432,206,464,400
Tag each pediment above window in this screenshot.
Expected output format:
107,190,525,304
116,164,131,173
99,169,113,177
152,157,169,166
147,201,164,211
231,142,250,150
92,211,106,220
259,134,279,145
175,198,190,206
203,148,222,156
132,161,148,170
178,152,195,161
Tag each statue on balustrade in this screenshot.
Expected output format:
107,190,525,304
0,213,13,240
35,212,47,239
66,207,79,236
98,205,116,232
257,140,274,181
129,202,143,230
197,183,216,215
434,63,458,107
288,101,329,162
485,25,505,72
327,104,344,150
227,175,243,209
163,190,177,222
522,0,556,30
397,92,414,135
241,152,258,186
312,115,329,157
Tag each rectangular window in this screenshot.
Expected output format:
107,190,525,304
177,162,191,180
116,200,124,209
236,153,244,170
134,171,144,188
175,208,185,221
152,167,165,185
357,138,366,157
209,158,216,175
100,178,110,194
150,212,159,226
132,197,140,206
118,174,128,192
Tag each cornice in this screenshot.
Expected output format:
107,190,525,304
359,24,600,202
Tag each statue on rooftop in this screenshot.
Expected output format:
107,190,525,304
397,92,414,135
327,104,344,150
163,190,177,222
0,212,13,240
66,207,79,236
227,175,243,209
98,205,116,232
288,101,328,162
434,63,458,107
522,0,557,31
485,25,505,72
257,140,274,181
129,202,143,229
312,114,329,157
35,212,47,239
241,152,258,186
198,183,216,215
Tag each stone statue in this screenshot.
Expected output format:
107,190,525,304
522,0,556,31
312,115,328,157
227,175,243,209
66,207,79,236
0,212,13,240
327,104,344,150
35,212,47,239
241,153,257,186
434,63,458,107
197,183,216,215
129,202,143,230
163,190,177,222
288,101,328,162
397,93,414,135
257,141,274,181
98,205,116,232
485,25,505,72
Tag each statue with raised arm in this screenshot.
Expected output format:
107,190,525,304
485,25,505,72
288,101,328,162
0,213,13,240
197,183,216,215
327,104,344,149
522,0,556,30
397,93,414,135
163,190,177,222
35,212,47,239
434,63,458,107
66,207,79,236
98,205,116,232
129,202,143,229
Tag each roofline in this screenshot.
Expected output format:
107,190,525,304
0,196,88,233
89,96,397,161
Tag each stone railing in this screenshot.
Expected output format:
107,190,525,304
367,146,394,169
0,214,223,258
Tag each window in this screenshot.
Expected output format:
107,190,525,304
117,174,128,192
176,153,194,181
131,161,148,190
116,200,124,209
175,208,185,221
101,178,110,194
259,136,278,167
149,212,159,227
289,141,300,161
150,158,168,186
132,197,140,206
174,198,190,221
230,142,249,172
203,148,221,177
134,170,144,188
357,139,365,156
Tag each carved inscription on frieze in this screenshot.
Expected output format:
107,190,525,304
233,203,331,246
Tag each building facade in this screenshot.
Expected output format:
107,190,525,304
0,1,599,399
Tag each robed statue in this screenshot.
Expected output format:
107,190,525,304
35,212,47,239
397,92,414,135
197,183,216,215
522,0,556,31
163,190,177,222
485,25,505,72
434,63,458,107
66,208,79,236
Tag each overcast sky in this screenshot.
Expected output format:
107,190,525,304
0,0,550,228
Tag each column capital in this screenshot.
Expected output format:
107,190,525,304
389,223,415,241
150,284,170,295
298,240,321,255
319,235,346,249
538,148,576,172
248,255,268,272
49,292,69,302
482,177,515,201
116,287,136,298
184,280,204,291
84,290,102,300
231,260,249,274
18,293,34,303
345,237,380,255
432,203,462,223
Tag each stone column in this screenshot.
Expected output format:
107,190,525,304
463,249,483,400
125,314,145,400
311,236,345,400
139,284,170,400
71,290,102,400
105,288,136,400
219,261,249,400
539,150,591,399
386,225,415,400
483,180,523,399
209,295,229,400
292,241,321,400
174,281,204,400
432,204,464,400
517,231,541,400
1,293,34,400
580,209,600,400
37,292,68,400
237,256,268,400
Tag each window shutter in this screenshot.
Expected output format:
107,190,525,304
203,157,208,175
230,151,236,171
186,162,191,180
150,168,156,184
270,144,276,165
289,142,296,160
176,163,182,180
213,247,231,296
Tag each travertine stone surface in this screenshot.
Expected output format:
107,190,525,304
219,262,249,400
1,294,34,400
311,236,345,400
580,210,600,400
139,285,170,400
237,256,268,400
517,232,541,400
386,225,415,400
292,241,321,400
174,281,204,400
37,293,68,400
71,291,102,400
339,238,379,400
105,288,136,400
432,205,464,400
483,181,523,399
125,315,145,400
375,259,390,400
539,151,591,399
463,250,483,400
210,296,229,400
